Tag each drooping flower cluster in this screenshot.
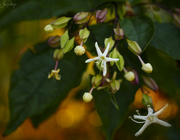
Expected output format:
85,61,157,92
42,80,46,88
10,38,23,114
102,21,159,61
43,1,172,137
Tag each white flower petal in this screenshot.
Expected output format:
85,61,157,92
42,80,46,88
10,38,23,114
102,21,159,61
133,115,147,121
95,42,102,56
104,43,110,56
103,61,107,76
154,104,168,116
135,121,151,136
106,57,119,62
85,57,99,63
155,118,172,127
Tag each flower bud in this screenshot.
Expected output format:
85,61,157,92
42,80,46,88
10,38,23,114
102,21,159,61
53,49,64,60
142,63,153,73
52,17,71,28
96,8,107,23
126,39,142,55
73,12,89,24
74,45,85,55
83,92,93,102
124,71,135,81
113,27,124,40
44,24,54,33
92,74,102,87
110,80,121,93
142,76,159,91
142,94,153,107
48,35,60,48
131,70,139,85
79,28,90,43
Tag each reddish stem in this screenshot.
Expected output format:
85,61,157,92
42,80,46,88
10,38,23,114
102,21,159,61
54,60,59,70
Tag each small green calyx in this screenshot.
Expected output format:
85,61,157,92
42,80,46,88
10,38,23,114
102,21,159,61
109,71,122,93
110,80,121,94
53,49,64,61
104,36,115,51
142,93,153,107
126,39,142,55
52,16,71,28
73,12,89,24
79,27,90,43
92,74,102,88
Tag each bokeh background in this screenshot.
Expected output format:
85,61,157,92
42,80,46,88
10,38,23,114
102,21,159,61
0,0,180,140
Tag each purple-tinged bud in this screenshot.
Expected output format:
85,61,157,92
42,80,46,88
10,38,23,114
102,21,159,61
131,70,139,85
114,27,124,40
96,8,107,23
73,12,89,24
48,35,60,48
142,76,159,91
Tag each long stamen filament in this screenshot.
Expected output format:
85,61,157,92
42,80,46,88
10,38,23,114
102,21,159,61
129,116,146,124
136,110,141,116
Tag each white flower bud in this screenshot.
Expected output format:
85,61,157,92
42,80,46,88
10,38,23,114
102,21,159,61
44,24,54,33
124,71,135,81
74,45,85,55
83,92,93,102
142,63,153,73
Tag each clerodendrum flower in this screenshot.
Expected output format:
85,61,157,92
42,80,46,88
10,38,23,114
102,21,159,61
48,69,61,80
85,42,119,76
129,104,171,136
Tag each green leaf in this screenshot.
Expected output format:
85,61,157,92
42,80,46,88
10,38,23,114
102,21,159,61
3,42,86,136
110,48,124,71
93,81,139,140
143,46,180,97
86,24,114,53
150,22,180,60
115,53,124,72
61,30,69,48
63,37,75,53
0,0,102,30
120,16,154,51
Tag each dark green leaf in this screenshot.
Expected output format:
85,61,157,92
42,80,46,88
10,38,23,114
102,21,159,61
86,24,114,53
3,42,86,136
143,46,180,97
0,0,102,30
120,16,155,51
150,22,180,60
93,81,139,140
159,0,180,8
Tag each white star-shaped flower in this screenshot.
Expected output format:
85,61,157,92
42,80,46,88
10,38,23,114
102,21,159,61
85,42,119,76
129,104,171,136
